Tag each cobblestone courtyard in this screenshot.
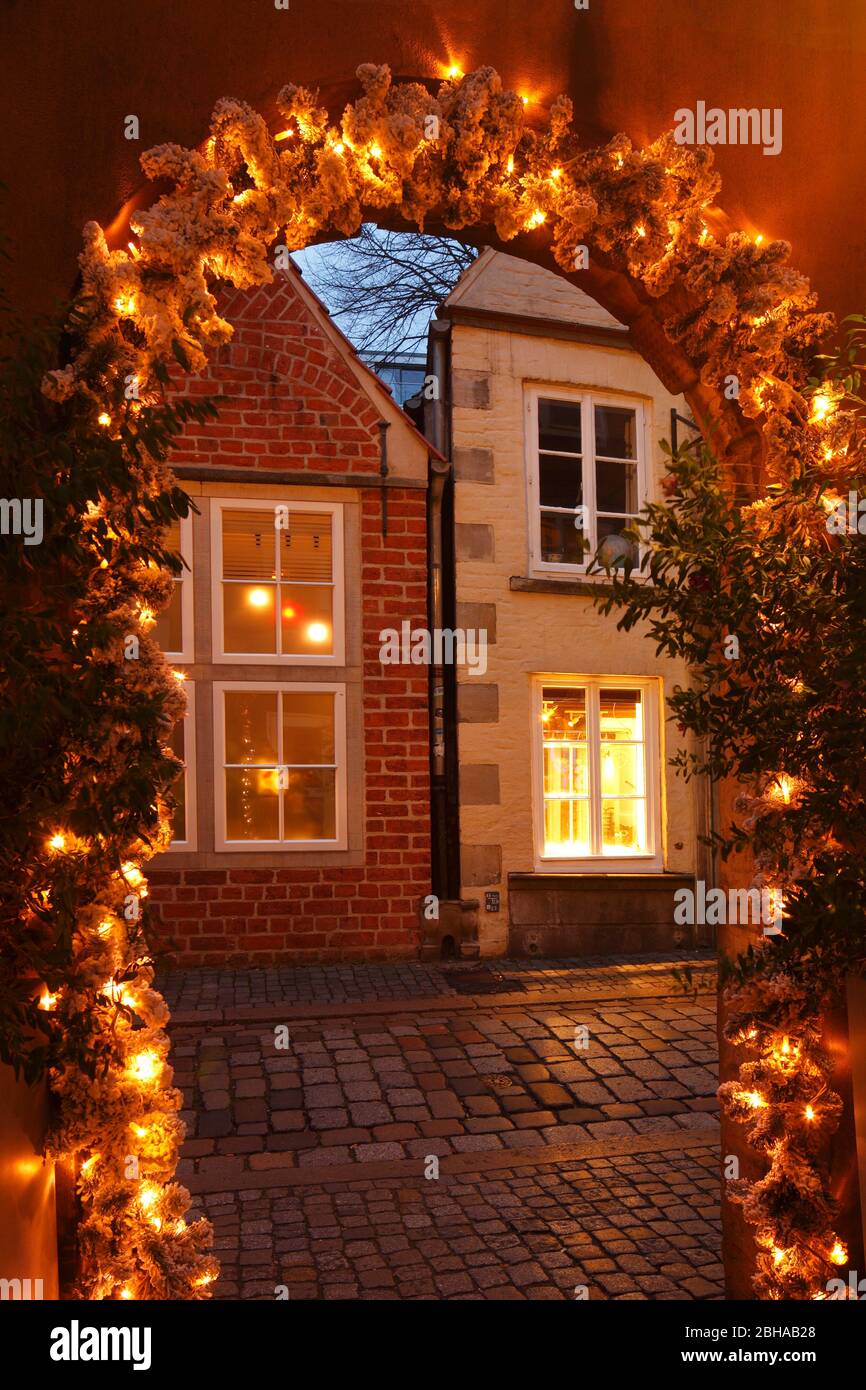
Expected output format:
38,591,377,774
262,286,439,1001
161,953,724,1299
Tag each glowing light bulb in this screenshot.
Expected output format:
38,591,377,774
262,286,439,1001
446,66,462,80
39,989,58,1011
333,142,345,155
506,155,515,174
49,833,66,851
282,605,296,620
274,128,295,141
742,1090,766,1109
98,412,111,428
810,393,836,424
129,1050,159,1083
122,862,145,890
130,1124,148,1139
550,167,562,180
754,233,764,246
139,1184,159,1210
138,605,156,627
120,1287,133,1300
772,1247,785,1266
127,242,141,260
194,1273,215,1287
635,224,647,238
369,144,382,160
804,1105,815,1122
247,587,271,608
172,669,187,682
306,621,329,644
80,1155,98,1175
526,210,546,229
114,292,137,317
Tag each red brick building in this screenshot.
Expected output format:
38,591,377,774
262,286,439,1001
148,267,435,965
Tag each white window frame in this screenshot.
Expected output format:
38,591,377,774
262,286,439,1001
167,679,197,852
531,675,662,872
160,513,194,662
213,681,348,852
525,386,650,577
210,497,345,665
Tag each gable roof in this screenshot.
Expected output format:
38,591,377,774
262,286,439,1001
283,261,445,462
443,247,628,334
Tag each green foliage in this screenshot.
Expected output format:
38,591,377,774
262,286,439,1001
594,325,866,992
0,295,218,1080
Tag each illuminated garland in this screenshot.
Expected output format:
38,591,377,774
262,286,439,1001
45,62,855,1299
720,979,846,1300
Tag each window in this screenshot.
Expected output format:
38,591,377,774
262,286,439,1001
533,678,660,869
526,389,646,573
167,682,196,850
153,515,193,660
213,682,347,850
211,499,344,664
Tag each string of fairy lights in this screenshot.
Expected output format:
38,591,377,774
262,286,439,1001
42,60,855,1299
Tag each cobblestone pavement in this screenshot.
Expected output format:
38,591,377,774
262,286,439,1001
159,949,714,1013
170,956,723,1300
197,1147,723,1300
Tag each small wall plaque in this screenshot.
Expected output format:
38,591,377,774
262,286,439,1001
484,891,500,913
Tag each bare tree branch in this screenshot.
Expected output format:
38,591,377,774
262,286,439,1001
295,226,477,361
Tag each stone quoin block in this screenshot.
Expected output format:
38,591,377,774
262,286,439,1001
453,446,495,484
457,683,499,724
460,764,501,805
456,601,497,643
455,523,495,562
451,370,492,409
461,844,502,887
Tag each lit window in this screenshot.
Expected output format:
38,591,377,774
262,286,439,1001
167,682,196,850
536,679,658,865
214,683,346,849
153,516,193,660
528,391,645,572
212,500,344,663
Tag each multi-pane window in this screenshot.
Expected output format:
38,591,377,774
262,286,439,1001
153,516,193,660
528,391,644,571
212,500,344,663
537,679,657,864
167,682,196,849
214,683,346,849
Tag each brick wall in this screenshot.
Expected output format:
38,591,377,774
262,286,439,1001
168,277,387,476
147,272,432,965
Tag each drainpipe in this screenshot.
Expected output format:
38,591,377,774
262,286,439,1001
426,319,455,899
377,420,390,537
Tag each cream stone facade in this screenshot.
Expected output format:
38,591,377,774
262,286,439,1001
440,250,709,958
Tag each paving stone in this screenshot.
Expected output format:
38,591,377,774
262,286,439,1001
528,1082,573,1109
173,954,721,1302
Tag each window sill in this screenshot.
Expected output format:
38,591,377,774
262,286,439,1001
510,574,614,598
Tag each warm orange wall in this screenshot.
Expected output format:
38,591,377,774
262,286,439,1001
1,1,864,322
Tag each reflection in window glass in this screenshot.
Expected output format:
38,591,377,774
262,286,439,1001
154,519,188,656
169,709,186,842
223,688,337,843
534,396,641,571
221,507,334,655
540,684,650,859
